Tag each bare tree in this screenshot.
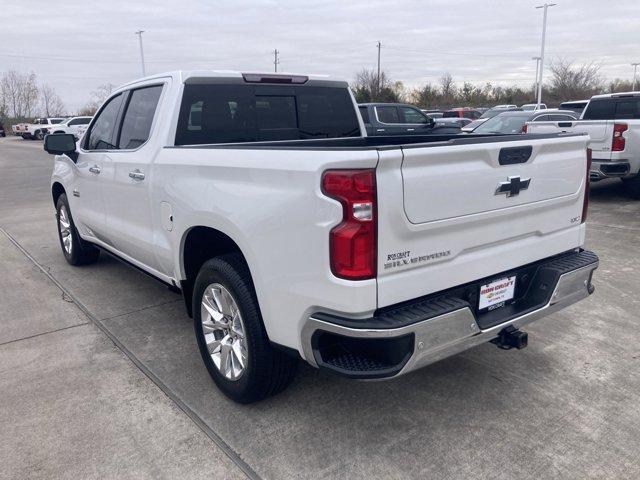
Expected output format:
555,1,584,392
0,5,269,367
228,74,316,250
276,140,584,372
351,69,402,103
40,84,65,117
22,73,39,117
82,83,115,114
1,70,27,117
548,59,603,102
439,73,457,107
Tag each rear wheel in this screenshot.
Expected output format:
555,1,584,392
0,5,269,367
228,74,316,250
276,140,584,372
622,175,640,199
56,193,100,265
193,254,297,403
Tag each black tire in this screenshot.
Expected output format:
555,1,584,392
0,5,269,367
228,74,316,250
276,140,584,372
55,193,100,266
622,175,640,199
21,133,29,140
35,130,44,140
193,254,297,403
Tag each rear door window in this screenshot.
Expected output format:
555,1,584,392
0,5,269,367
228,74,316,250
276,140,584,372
118,85,163,149
376,106,400,124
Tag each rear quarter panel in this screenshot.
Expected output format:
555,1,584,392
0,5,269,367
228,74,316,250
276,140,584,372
151,146,379,354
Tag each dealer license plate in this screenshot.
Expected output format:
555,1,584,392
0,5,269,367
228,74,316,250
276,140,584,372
479,276,516,311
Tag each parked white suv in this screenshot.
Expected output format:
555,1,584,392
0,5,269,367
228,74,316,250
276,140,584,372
49,116,93,139
44,71,598,402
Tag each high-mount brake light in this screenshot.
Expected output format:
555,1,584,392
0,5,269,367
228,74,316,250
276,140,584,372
612,123,628,152
582,148,592,223
242,73,308,84
322,169,377,280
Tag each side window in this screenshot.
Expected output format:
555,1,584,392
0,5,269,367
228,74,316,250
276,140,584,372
86,93,124,150
533,115,550,122
68,118,81,126
376,106,400,123
549,114,575,121
399,107,427,124
118,85,163,149
359,106,370,124
463,111,480,119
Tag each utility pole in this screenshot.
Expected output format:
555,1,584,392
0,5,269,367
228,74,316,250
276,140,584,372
535,3,556,107
274,49,280,73
135,30,146,77
532,56,541,100
376,41,381,98
632,63,640,91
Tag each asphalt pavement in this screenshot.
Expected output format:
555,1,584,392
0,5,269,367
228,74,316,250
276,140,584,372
1,135,639,480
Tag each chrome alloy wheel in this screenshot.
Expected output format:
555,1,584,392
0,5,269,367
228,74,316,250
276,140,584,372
58,205,73,255
200,283,248,381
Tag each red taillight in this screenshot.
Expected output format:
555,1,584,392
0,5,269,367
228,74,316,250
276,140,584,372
322,169,377,280
612,123,628,152
521,123,528,134
582,148,592,223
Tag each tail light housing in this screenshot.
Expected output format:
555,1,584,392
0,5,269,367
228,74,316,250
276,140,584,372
322,169,377,280
612,123,628,152
582,148,592,223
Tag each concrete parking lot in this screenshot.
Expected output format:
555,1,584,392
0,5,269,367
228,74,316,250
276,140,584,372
1,135,639,479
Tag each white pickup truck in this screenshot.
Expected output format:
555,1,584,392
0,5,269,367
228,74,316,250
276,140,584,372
527,92,640,197
23,117,65,140
48,116,93,140
43,71,598,403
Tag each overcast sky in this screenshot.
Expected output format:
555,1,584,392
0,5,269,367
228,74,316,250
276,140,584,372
2,0,639,112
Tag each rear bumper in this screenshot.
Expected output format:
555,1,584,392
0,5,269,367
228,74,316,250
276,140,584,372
590,160,631,180
301,250,598,379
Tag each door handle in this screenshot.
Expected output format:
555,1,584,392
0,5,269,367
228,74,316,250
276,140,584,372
88,165,101,174
128,169,145,181
406,128,415,132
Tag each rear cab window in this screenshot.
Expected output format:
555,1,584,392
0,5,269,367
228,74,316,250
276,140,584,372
581,97,640,120
175,83,360,145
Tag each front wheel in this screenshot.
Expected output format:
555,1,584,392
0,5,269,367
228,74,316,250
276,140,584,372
56,193,100,265
193,254,297,403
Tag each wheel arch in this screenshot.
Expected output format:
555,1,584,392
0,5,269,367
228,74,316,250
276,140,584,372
179,225,252,317
52,182,66,207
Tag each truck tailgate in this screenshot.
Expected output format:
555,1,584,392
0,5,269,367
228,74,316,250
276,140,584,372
528,120,612,159
376,134,589,308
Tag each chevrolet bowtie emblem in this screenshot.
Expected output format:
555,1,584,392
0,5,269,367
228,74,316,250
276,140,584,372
495,176,531,197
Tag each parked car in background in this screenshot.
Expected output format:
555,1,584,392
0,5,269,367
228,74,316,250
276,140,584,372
493,104,518,109
473,110,576,135
12,122,28,136
0,119,5,137
434,117,470,129
527,92,640,197
521,103,547,111
443,108,482,120
359,103,460,135
559,100,589,116
43,70,597,403
22,117,65,140
49,116,93,139
461,106,522,132
421,109,443,118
